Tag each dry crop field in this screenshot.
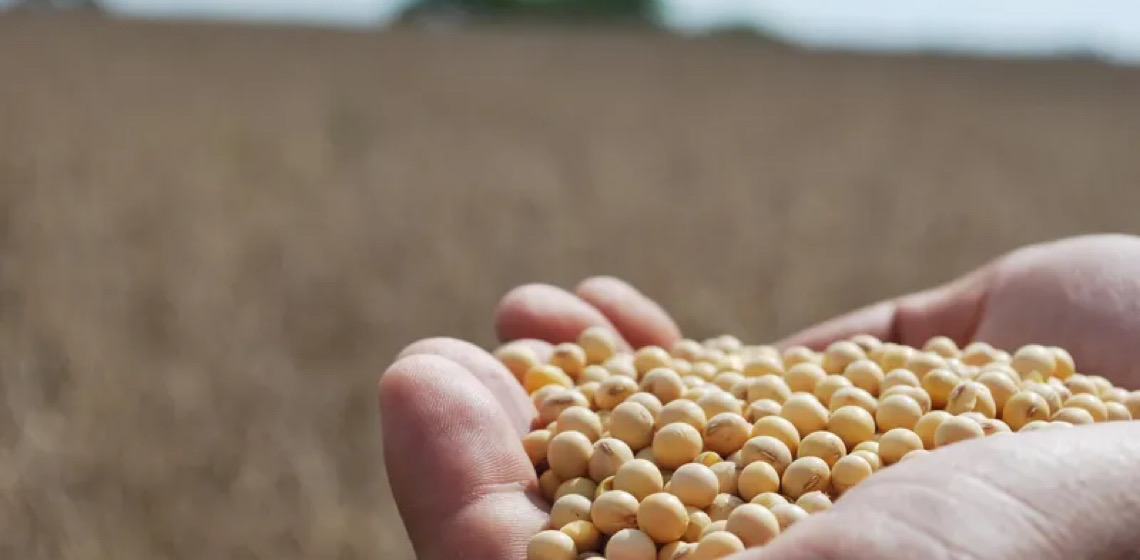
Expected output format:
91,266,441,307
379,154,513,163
1,13,1139,559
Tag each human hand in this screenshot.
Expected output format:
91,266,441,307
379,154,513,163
380,233,1140,560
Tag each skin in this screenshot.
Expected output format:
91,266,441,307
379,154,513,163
380,234,1140,560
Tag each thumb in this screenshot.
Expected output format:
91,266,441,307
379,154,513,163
776,265,993,351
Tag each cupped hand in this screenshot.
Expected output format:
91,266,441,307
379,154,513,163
380,233,1140,560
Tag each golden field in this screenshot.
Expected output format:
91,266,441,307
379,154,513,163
1,13,1139,559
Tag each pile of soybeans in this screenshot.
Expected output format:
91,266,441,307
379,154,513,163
494,328,1140,560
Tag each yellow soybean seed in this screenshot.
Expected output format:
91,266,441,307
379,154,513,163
528,529,578,560
850,449,882,471
743,355,784,378
657,399,708,432
933,416,984,448
551,494,594,529
942,380,991,417
539,390,591,425
747,375,793,404
906,352,948,377
561,521,602,553
852,440,878,454
913,410,952,450
579,326,620,365
683,507,712,542
635,346,674,377
695,451,722,467
712,372,745,393
591,490,641,534
700,520,727,538
1103,386,1129,404
596,476,615,498
604,354,639,379
672,339,705,362
881,385,932,413
783,346,820,368
977,418,1012,436
669,463,719,509
637,493,690,543
1002,390,1051,431
1090,376,1115,398
697,391,744,418
691,531,744,560
1018,419,1051,432
881,368,921,391
606,528,657,560
596,376,640,410
613,459,664,501
875,394,924,432
703,413,752,456
795,491,832,513
823,340,866,374
780,393,830,437
1011,344,1056,379
827,405,876,449
813,375,854,408
850,334,883,355
828,386,878,415
709,462,739,495
653,423,704,470
1063,374,1097,396
750,416,801,454
724,503,781,547
526,364,575,394
1026,383,1063,416
770,504,809,531
589,438,635,482
729,380,750,401
750,492,788,509
610,401,656,451
843,359,885,396
899,449,929,462
642,368,686,404
784,363,828,393
745,399,784,423
540,470,562,502
923,336,960,359
551,343,588,379
549,431,595,480
1125,391,1140,419
660,542,696,560
578,382,601,408
1051,407,1095,425
495,343,540,383
556,477,600,501
1049,346,1075,379
737,461,781,501
830,454,873,493
691,362,718,382
558,406,604,442
780,456,831,500
921,368,961,409
877,344,914,372
1063,393,1108,422
524,429,554,467
797,431,847,468
705,493,744,523
878,428,923,465
740,435,794,475
976,370,1019,411
674,361,696,378
1105,401,1133,421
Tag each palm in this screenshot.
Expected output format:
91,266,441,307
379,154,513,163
380,235,1140,560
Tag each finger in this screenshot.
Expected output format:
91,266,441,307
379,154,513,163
398,337,535,435
381,354,547,560
749,422,1140,560
495,283,628,348
575,276,683,350
775,266,993,351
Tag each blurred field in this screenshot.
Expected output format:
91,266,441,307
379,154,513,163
1,13,1140,559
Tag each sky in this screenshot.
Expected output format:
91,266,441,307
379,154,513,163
4,0,1140,64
